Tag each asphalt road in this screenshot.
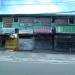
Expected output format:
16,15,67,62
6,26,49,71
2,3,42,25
0,51,75,75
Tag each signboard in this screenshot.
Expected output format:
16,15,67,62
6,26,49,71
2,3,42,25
34,27,52,33
2,28,15,34
19,29,33,34
56,26,75,33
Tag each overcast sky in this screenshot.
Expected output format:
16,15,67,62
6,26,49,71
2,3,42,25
0,0,75,14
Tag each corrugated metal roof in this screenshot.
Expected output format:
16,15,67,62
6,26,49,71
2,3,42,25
0,13,75,17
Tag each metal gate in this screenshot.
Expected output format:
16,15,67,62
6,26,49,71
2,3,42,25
34,34,52,50
19,36,34,51
54,35,75,52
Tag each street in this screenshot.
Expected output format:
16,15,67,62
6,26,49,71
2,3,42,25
0,50,75,75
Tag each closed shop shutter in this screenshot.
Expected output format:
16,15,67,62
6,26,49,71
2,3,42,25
54,35,75,51
19,38,34,50
34,34,52,50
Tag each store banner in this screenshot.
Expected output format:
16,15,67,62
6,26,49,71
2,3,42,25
2,28,15,34
19,29,33,34
56,25,75,33
34,27,52,33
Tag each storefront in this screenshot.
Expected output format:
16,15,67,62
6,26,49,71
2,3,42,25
55,25,75,52
1,28,18,50
18,29,34,51
34,27,52,50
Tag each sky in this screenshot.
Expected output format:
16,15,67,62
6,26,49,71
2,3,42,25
0,0,75,14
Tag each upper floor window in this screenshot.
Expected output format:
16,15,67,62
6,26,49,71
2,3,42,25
69,18,74,24
14,17,18,22
51,18,56,23
0,17,2,22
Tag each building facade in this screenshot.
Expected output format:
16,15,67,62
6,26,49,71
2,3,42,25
0,14,75,51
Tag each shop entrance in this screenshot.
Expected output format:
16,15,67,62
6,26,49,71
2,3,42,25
34,34,52,50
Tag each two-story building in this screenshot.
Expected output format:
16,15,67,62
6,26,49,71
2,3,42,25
0,14,75,51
